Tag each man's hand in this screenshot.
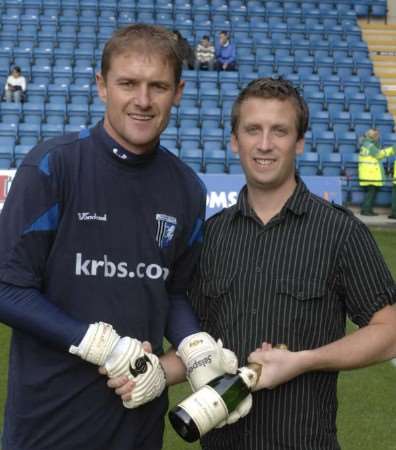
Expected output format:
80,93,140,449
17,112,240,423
69,322,166,408
104,337,166,409
248,342,305,390
177,332,238,391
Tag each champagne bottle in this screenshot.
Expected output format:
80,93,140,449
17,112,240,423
168,363,261,443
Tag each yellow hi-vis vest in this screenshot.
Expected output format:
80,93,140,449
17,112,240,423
358,144,394,187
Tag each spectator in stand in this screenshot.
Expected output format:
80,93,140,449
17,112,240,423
194,35,215,71
358,128,395,216
172,29,195,70
215,31,236,71
4,66,26,103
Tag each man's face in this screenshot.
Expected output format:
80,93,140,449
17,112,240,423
231,97,304,192
96,50,184,155
219,33,228,45
202,38,209,47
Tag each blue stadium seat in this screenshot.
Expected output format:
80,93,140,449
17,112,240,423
0,103,22,126
310,111,331,133
177,106,200,128
45,103,67,125
179,127,201,149
41,123,65,141
200,106,222,129
321,152,342,176
226,149,243,174
373,112,395,136
313,130,336,155
201,127,224,151
179,147,203,172
14,144,32,166
342,153,359,178
69,84,91,105
297,152,319,175
204,149,226,173
47,84,69,104
351,111,373,137
67,104,89,126
18,123,41,146
23,102,45,125
0,156,13,169
89,103,105,125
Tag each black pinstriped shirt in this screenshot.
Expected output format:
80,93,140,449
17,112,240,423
189,178,396,450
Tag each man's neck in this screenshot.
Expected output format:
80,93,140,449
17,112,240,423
247,178,297,225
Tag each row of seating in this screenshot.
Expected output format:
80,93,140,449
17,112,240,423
0,1,386,22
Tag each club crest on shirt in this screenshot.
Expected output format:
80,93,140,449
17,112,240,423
155,213,177,248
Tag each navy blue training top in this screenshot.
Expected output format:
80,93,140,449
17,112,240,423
0,122,206,450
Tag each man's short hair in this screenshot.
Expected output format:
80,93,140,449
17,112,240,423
101,24,183,85
231,77,309,140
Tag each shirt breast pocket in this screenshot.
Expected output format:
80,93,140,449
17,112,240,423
200,269,240,336
276,278,329,346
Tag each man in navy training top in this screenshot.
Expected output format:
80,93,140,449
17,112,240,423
0,24,250,450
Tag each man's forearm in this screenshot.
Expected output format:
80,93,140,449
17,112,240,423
302,305,396,371
250,305,396,390
160,348,186,386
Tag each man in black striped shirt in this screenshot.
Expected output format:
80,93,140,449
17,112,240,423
189,77,396,450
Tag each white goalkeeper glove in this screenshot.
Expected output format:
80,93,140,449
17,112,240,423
217,366,256,427
69,322,166,409
69,322,120,366
177,332,252,427
177,332,238,391
104,337,166,409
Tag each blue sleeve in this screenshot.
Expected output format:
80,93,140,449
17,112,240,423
165,293,200,347
166,178,206,295
0,282,87,350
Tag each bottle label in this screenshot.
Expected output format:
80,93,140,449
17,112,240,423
238,367,258,389
177,385,229,437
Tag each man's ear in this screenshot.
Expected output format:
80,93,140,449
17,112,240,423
295,138,305,156
96,72,107,104
173,80,185,106
230,133,239,155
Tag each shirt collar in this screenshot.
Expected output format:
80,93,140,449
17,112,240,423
95,120,158,166
230,176,310,221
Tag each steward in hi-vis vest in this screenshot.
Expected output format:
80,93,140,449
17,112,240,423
389,158,396,219
358,128,395,216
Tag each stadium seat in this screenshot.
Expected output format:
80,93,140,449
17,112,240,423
67,104,89,126
297,152,319,175
41,123,65,141
23,102,45,125
0,103,22,126
321,153,342,176
179,127,201,149
179,147,203,172
201,127,224,151
45,103,67,125
342,153,359,178
224,145,241,173
18,123,41,146
204,149,226,173
14,144,32,166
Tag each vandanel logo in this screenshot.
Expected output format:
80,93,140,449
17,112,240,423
77,212,107,222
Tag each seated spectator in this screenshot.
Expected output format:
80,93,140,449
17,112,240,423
172,29,194,70
5,66,26,103
215,31,236,71
194,35,215,71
